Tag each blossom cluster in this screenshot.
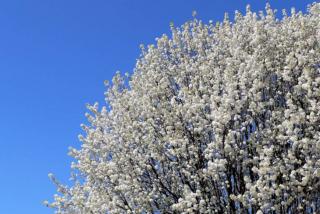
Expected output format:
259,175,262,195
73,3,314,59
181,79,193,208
47,3,320,213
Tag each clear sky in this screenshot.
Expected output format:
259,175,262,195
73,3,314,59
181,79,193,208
0,0,316,213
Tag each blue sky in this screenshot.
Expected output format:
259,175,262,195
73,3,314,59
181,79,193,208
0,0,316,213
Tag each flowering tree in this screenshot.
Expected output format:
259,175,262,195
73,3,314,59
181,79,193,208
47,3,320,214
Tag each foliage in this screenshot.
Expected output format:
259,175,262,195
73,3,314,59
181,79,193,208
47,3,320,213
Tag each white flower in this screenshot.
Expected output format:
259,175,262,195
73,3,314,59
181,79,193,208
48,3,320,213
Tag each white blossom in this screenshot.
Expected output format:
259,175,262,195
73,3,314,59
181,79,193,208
47,3,320,214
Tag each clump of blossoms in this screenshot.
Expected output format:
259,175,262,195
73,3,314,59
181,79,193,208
46,3,320,214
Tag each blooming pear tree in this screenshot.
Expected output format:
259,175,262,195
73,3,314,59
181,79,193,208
47,3,320,214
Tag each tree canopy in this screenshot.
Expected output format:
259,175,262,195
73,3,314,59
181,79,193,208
47,3,320,214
